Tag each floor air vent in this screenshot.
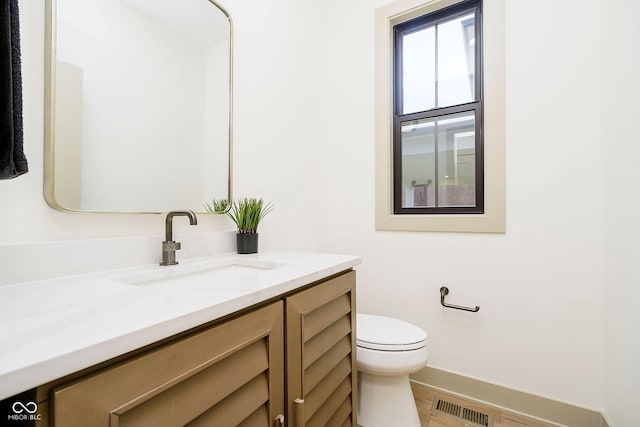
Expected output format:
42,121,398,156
431,397,493,427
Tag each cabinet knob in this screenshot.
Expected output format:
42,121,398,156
294,398,305,427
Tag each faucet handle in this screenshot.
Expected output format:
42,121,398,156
162,241,181,250
160,241,182,266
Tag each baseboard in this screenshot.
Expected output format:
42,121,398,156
411,367,609,427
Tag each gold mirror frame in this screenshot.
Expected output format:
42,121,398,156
43,0,233,214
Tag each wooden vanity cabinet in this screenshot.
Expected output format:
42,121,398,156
44,270,356,427
286,271,357,427
52,302,284,427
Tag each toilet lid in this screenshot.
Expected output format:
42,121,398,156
356,313,427,351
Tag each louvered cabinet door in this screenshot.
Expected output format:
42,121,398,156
52,302,284,427
285,271,357,427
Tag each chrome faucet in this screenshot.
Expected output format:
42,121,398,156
160,210,198,266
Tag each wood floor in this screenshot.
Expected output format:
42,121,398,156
411,382,558,427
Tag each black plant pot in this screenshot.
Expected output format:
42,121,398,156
236,232,259,254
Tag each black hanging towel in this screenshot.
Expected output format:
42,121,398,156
0,0,27,179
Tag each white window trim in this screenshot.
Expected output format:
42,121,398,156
375,0,506,233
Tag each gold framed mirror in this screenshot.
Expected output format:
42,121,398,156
44,0,233,213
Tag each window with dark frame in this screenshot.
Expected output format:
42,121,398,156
393,0,483,214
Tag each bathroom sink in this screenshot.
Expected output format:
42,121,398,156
114,256,286,292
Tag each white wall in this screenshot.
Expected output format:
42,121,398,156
224,0,327,251
601,0,640,425
321,0,636,414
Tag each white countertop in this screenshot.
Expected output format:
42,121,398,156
0,251,361,400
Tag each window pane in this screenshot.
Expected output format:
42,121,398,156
437,13,475,107
402,27,435,114
392,1,483,215
437,112,476,207
401,118,436,207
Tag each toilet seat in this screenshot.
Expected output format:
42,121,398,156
357,313,427,351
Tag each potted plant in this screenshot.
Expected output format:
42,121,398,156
221,198,273,254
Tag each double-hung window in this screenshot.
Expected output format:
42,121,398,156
393,0,483,214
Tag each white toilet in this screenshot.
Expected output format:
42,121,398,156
356,313,429,427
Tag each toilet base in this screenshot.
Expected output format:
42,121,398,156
357,372,420,427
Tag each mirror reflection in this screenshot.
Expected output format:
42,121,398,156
45,0,232,212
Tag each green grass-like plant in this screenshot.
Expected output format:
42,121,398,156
227,198,273,233
204,198,230,214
